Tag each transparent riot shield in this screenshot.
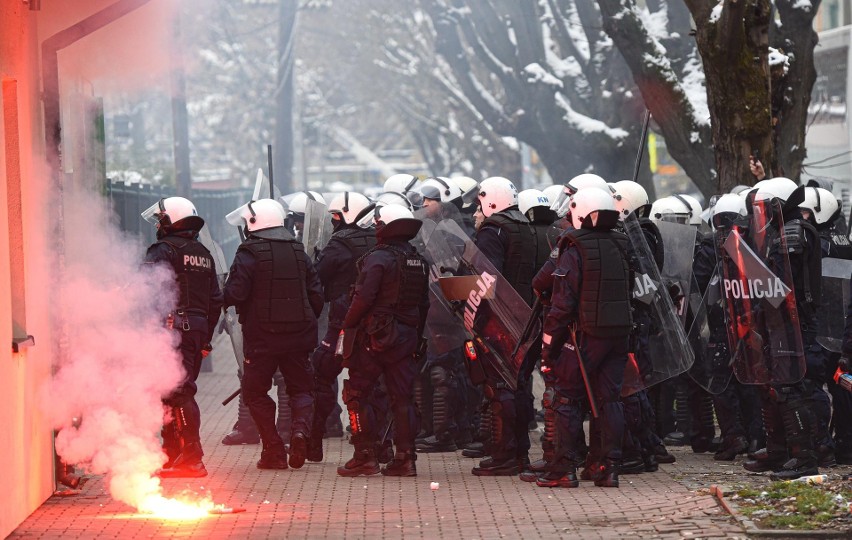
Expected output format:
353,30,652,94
622,214,695,396
198,224,245,369
302,198,333,261
655,220,697,323
816,257,852,353
416,219,468,356
686,268,734,394
425,219,535,390
715,198,806,385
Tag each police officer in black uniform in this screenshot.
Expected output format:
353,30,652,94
143,197,223,478
742,180,824,480
223,199,324,470
473,176,538,475
337,205,429,477
698,195,762,460
536,187,633,488
307,192,376,461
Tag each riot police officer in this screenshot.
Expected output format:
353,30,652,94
142,196,223,478
536,187,633,488
699,195,762,460
224,199,324,470
742,179,824,480
473,176,538,475
337,205,429,477
308,192,376,461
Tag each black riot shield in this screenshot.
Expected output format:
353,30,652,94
686,267,734,394
655,220,697,323
302,199,333,261
817,257,852,353
425,219,535,390
622,214,695,396
715,198,806,385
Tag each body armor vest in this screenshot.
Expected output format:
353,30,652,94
324,227,376,301
158,235,214,316
558,229,633,337
482,210,538,305
639,217,665,270
357,244,429,312
239,237,313,333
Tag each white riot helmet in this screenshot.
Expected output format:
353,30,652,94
569,187,618,230
452,176,479,208
730,185,751,195
477,176,518,218
373,204,422,240
328,192,372,225
287,191,326,218
710,193,747,230
610,180,649,221
550,173,608,217
383,173,418,195
225,199,286,232
141,196,204,233
355,191,413,228
754,177,798,203
518,189,551,216
650,196,691,224
673,194,703,226
421,176,462,203
800,187,839,226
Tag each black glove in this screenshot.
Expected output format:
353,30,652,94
839,356,850,373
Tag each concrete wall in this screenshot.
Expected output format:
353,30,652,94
0,1,58,537
0,0,171,534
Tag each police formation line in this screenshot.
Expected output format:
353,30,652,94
140,172,852,489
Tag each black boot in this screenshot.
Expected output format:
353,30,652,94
472,405,518,476
257,442,288,470
337,449,380,477
714,435,748,461
382,451,417,477
289,432,308,469
306,437,323,462
159,442,208,478
536,469,579,488
594,460,619,488
743,447,786,472
769,401,818,481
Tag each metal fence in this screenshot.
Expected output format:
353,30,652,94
105,180,251,264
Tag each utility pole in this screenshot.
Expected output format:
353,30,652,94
273,0,297,192
170,11,192,198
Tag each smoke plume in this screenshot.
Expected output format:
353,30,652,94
47,187,185,510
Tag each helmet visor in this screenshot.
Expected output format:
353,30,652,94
550,191,570,216
141,200,164,224
226,203,250,227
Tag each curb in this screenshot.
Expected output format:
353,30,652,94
710,484,852,539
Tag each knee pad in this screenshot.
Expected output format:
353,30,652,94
430,365,452,388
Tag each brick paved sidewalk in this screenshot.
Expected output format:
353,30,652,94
11,348,746,539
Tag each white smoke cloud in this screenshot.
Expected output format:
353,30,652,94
46,187,186,510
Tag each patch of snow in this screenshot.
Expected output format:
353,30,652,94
792,0,812,12
709,2,723,23
681,53,710,127
524,63,564,88
554,94,628,140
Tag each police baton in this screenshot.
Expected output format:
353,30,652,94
222,388,241,407
569,325,599,419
